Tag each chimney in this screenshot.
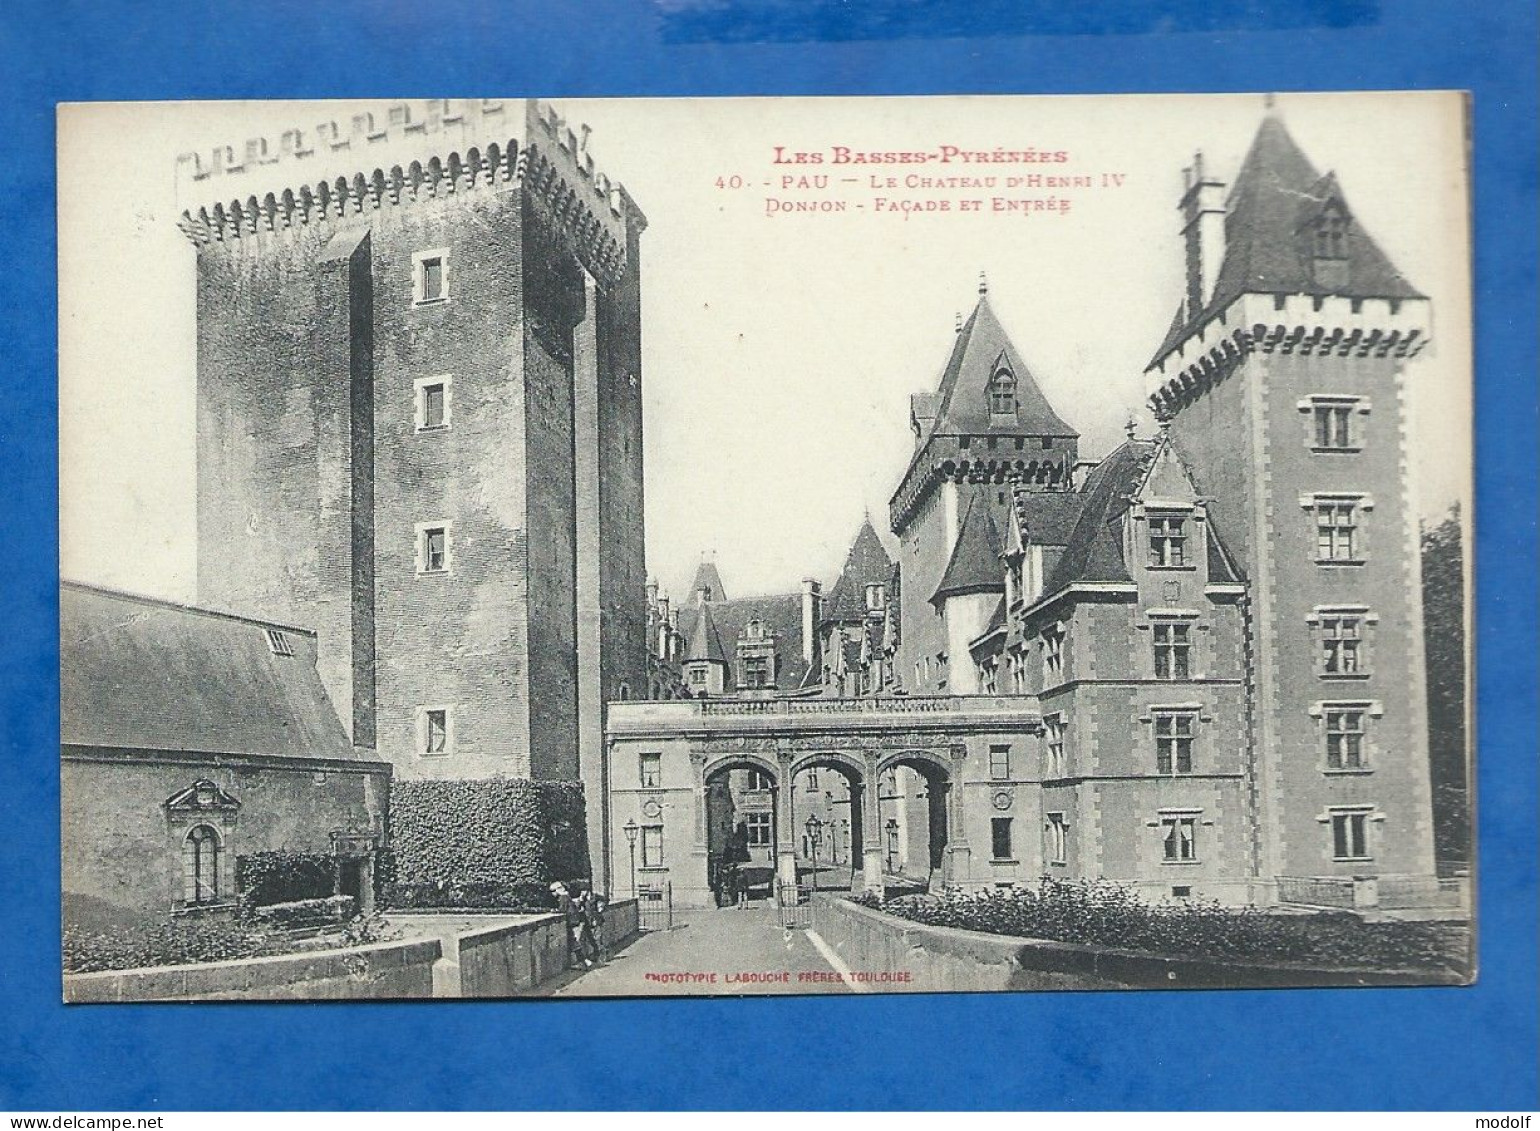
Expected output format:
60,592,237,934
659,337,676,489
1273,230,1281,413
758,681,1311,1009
1179,151,1226,322
801,578,822,667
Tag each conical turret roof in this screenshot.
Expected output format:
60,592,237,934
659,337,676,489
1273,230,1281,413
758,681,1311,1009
688,559,728,604
823,518,896,624
931,490,1006,606
684,600,729,664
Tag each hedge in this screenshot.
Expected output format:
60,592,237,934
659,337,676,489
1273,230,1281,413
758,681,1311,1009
385,779,590,910
235,851,337,913
858,879,1469,973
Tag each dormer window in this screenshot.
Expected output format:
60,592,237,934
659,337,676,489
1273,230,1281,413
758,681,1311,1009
1314,209,1348,260
746,618,763,640
1147,512,1190,569
865,583,886,610
989,368,1017,419
1311,207,1350,288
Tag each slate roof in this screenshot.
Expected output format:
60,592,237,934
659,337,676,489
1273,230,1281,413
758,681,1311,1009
1149,113,1424,368
688,560,728,603
931,489,1006,605
823,518,896,624
683,599,730,664
1010,488,1085,548
678,593,811,690
1042,441,1157,593
930,294,1077,438
59,582,356,760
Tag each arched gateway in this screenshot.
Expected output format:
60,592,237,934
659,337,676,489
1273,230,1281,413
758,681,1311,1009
602,696,1042,908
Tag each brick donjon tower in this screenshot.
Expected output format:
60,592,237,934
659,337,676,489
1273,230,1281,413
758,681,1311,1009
180,100,649,844
1146,112,1437,895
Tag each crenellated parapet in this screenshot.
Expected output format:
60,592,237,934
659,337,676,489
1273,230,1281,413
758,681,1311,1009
1146,292,1431,419
175,99,645,287
889,451,1071,532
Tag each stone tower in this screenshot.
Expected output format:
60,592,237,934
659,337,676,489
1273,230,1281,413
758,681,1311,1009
179,99,649,825
1146,110,1437,894
889,279,1079,696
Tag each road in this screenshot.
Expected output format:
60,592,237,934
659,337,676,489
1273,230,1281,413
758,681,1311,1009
544,903,855,997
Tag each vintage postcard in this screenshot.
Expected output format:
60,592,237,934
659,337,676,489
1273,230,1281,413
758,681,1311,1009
57,92,1473,1000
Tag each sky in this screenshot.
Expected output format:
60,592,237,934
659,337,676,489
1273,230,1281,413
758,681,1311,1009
58,92,1471,607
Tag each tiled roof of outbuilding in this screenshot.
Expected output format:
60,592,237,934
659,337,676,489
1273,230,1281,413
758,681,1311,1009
59,582,356,760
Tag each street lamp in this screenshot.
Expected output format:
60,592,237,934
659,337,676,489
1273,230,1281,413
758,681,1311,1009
885,817,900,875
804,814,823,894
623,818,639,898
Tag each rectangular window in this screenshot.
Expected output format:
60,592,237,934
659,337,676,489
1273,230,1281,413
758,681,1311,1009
1045,813,1067,865
264,628,294,657
1321,614,1364,676
745,811,772,848
1331,810,1371,860
641,825,664,868
415,375,452,431
1042,626,1065,683
1161,815,1198,863
417,523,450,574
991,817,1014,861
422,708,449,756
1325,708,1367,769
746,769,773,792
1314,403,1353,449
805,769,819,792
742,655,771,688
639,752,661,789
413,248,450,305
1148,513,1188,568
1154,710,1196,774
989,744,1011,781
1153,622,1192,679
1315,500,1359,561
1045,716,1066,777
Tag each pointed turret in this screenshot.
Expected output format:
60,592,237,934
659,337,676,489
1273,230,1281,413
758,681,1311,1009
688,559,727,605
685,600,729,664
823,518,896,625
929,292,1077,439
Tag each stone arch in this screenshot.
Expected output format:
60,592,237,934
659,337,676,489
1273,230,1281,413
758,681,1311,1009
876,748,957,878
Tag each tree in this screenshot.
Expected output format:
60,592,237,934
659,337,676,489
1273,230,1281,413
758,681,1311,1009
1421,503,1469,871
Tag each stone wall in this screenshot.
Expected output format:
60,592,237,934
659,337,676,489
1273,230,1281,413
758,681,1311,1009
65,937,441,1002
65,901,641,1002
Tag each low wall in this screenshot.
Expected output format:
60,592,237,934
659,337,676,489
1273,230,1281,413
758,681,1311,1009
433,899,642,998
65,900,642,1002
811,896,1464,992
64,937,442,1002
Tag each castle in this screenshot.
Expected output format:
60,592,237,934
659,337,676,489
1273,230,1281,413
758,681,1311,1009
608,108,1444,909
179,99,649,879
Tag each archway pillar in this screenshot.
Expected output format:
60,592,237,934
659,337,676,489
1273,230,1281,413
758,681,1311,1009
859,747,885,895
945,742,972,885
774,744,798,886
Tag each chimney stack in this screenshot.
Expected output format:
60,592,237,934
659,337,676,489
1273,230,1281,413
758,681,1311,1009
801,578,823,667
1179,150,1227,323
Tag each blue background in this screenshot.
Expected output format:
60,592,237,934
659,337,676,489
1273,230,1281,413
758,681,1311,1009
2,0,1534,1112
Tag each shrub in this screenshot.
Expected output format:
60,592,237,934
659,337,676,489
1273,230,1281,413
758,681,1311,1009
235,851,338,914
860,879,1466,973
385,779,590,910
63,915,273,974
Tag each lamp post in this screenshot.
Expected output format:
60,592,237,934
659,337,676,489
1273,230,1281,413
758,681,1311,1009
885,817,899,875
804,814,823,894
623,819,639,898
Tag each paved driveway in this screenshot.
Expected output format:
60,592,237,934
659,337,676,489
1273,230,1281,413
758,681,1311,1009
544,904,853,997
